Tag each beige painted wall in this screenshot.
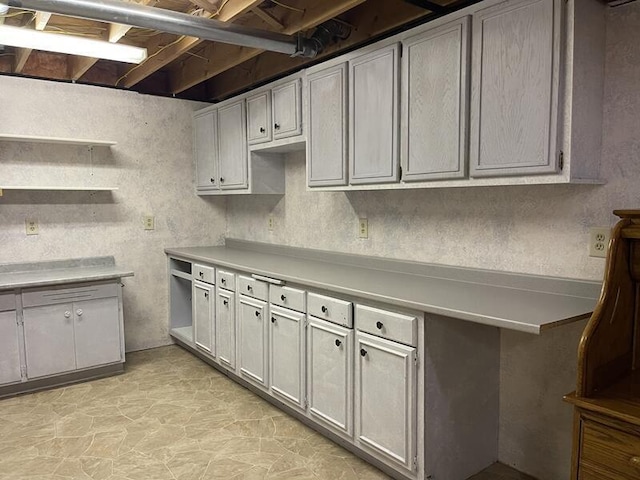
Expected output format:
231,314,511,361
226,4,640,478
0,76,226,352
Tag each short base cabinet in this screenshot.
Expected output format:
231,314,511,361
74,297,121,370
216,287,236,369
0,309,22,385
269,305,305,409
307,317,354,437
355,331,417,472
194,281,215,355
238,295,268,387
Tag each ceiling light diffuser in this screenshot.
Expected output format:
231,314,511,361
0,24,147,63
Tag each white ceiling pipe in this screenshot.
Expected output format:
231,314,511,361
4,0,319,57
0,3,9,25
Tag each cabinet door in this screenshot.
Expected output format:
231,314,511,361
193,281,215,355
74,297,122,370
349,44,400,184
23,303,76,378
307,63,348,187
272,79,302,139
402,18,469,181
0,310,22,385
307,317,353,437
355,332,416,471
247,91,272,145
216,288,236,369
217,99,248,190
470,0,560,177
269,306,305,409
194,110,219,190
238,295,268,387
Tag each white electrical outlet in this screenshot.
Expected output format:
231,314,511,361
268,216,275,231
143,215,155,231
25,219,39,236
589,227,610,258
358,218,368,239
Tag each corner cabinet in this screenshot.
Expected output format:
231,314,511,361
349,43,400,185
470,0,561,177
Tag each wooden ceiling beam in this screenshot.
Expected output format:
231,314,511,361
120,0,263,88
189,0,222,12
203,0,429,100
251,7,284,30
13,10,52,74
69,0,156,81
168,0,367,94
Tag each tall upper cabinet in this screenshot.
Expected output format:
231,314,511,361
470,0,560,177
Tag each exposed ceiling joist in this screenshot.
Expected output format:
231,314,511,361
13,9,51,74
169,0,367,94
251,6,284,30
34,11,51,30
120,0,264,88
204,0,428,100
189,0,222,12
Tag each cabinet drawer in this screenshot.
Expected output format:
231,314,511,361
193,264,215,284
581,418,640,479
270,285,306,313
217,270,236,291
308,293,352,328
0,291,15,312
238,276,268,301
355,305,417,347
23,282,119,308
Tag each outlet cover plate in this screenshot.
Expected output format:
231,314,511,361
143,215,155,231
358,218,368,239
589,227,610,258
26,219,39,236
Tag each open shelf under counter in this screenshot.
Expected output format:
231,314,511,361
0,134,117,147
170,326,194,345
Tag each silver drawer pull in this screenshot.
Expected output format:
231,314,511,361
76,309,83,316
64,311,71,318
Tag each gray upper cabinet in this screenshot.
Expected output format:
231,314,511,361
470,0,561,177
247,91,272,145
349,43,400,185
272,79,302,140
217,99,248,190
307,63,348,187
194,110,218,191
402,18,470,181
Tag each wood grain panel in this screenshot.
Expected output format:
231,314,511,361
581,419,640,479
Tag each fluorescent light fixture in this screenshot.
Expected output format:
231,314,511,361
0,24,147,63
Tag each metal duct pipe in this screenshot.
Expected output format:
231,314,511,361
4,0,319,57
0,3,9,25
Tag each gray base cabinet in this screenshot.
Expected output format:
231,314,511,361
355,331,417,472
0,309,22,385
73,297,121,370
307,317,353,437
269,305,305,409
238,294,268,387
216,287,236,369
194,281,215,355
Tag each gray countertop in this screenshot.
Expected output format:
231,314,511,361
0,257,134,290
165,240,601,335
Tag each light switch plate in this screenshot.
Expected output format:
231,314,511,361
26,219,39,235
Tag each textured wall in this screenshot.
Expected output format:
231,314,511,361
0,76,226,352
226,4,640,479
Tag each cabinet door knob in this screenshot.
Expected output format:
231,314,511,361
221,278,226,284
220,177,225,183
76,309,83,316
280,294,286,301
204,292,209,298
376,321,383,330
64,311,71,318
255,310,260,317
335,339,342,347
223,299,228,306
271,317,276,323
259,127,265,133
274,123,280,130
210,177,215,183
360,348,367,357
199,272,204,277
247,285,253,291
321,305,328,313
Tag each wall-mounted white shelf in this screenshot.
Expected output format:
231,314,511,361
0,134,117,147
0,186,118,196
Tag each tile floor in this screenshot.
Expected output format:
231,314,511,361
0,346,534,480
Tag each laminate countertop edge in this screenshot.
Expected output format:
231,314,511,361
0,266,134,290
165,245,600,335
